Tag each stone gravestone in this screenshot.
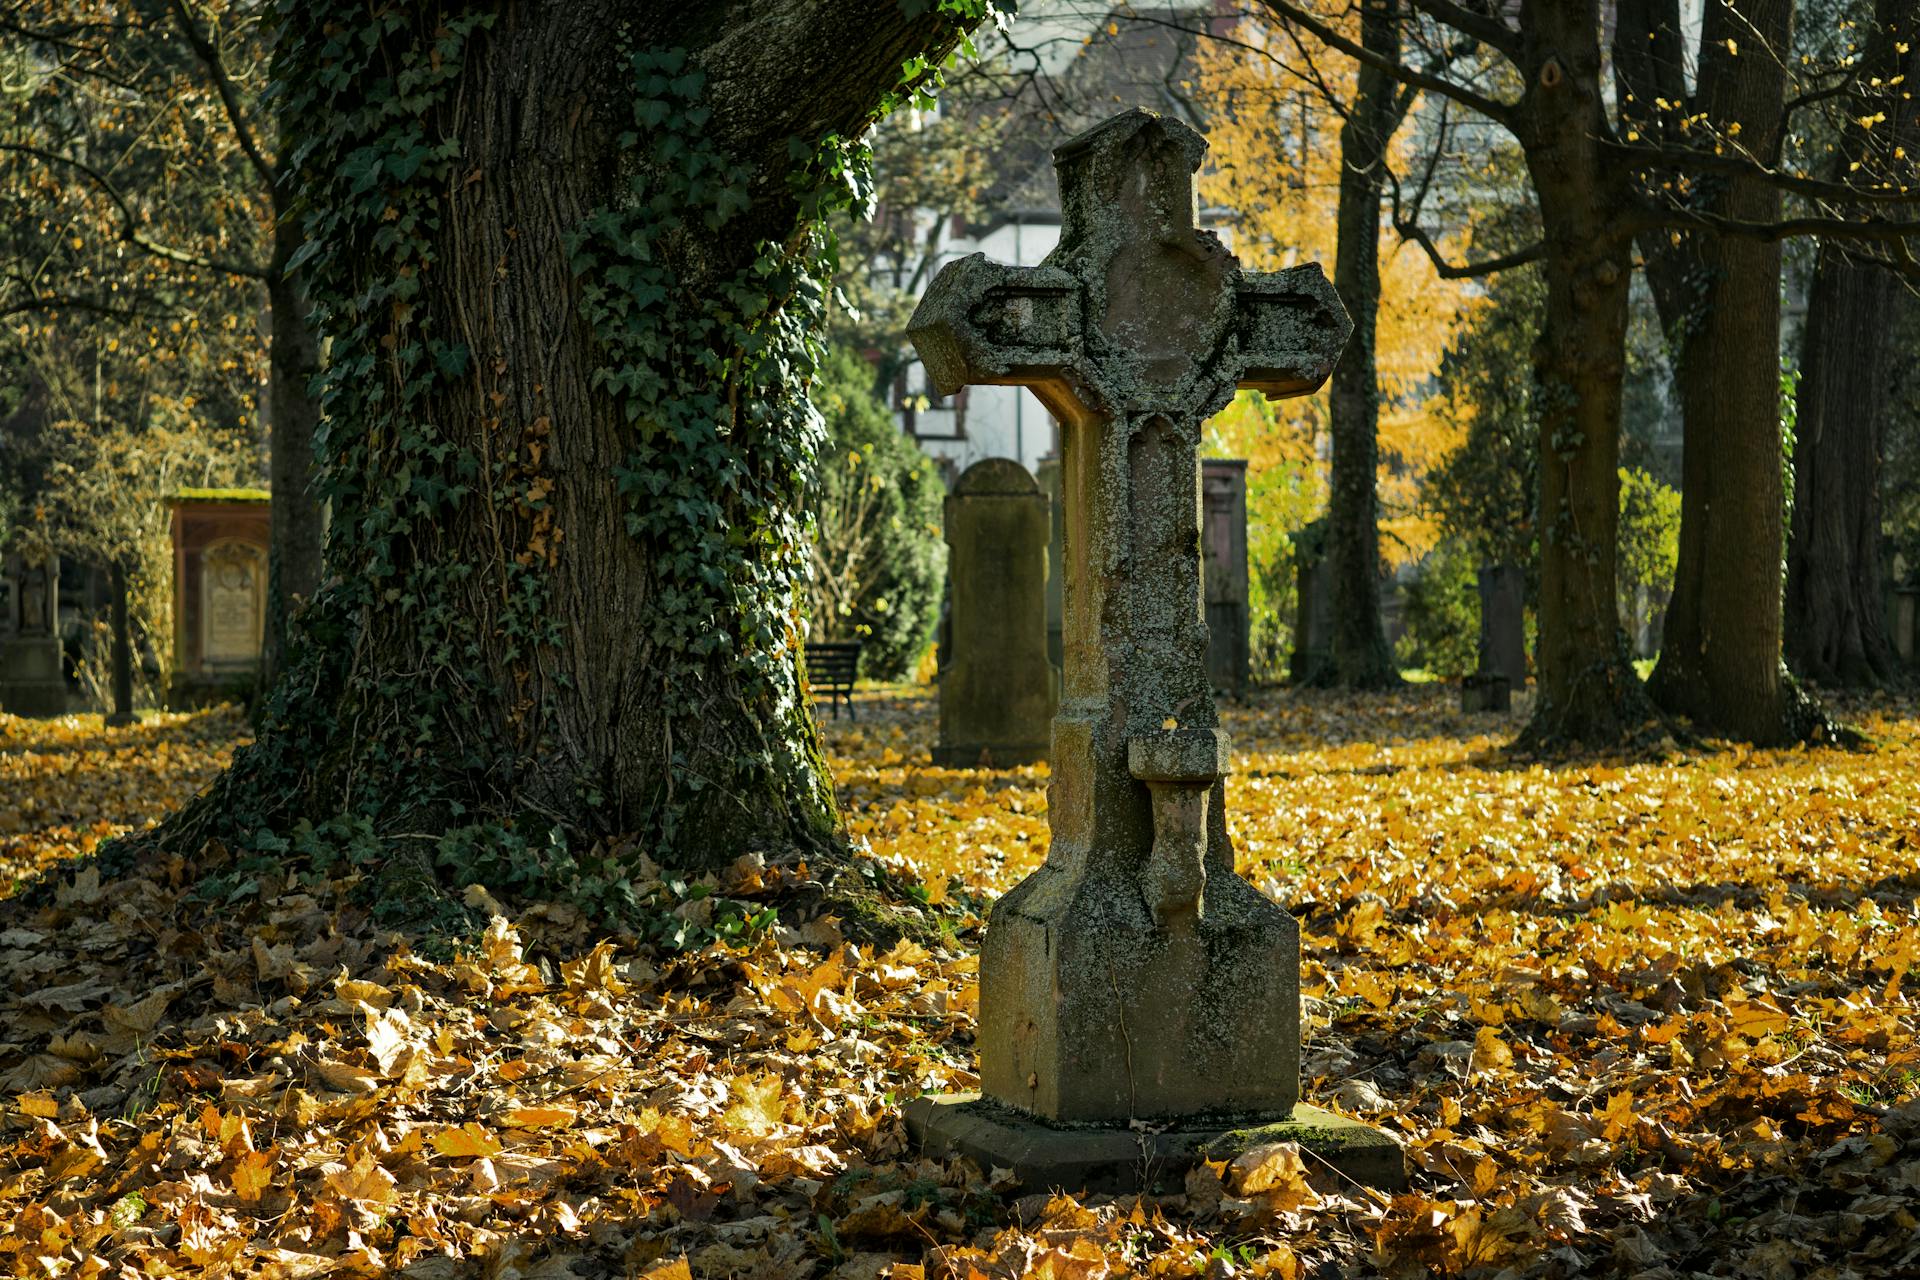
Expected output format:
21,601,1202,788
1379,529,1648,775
903,108,1403,1189
1290,517,1332,683
1202,458,1250,696
1036,457,1066,672
935,458,1057,767
168,491,271,707
0,553,67,716
1464,563,1526,711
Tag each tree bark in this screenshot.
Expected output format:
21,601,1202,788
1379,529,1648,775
1516,0,1649,746
1784,0,1918,688
1318,0,1405,688
171,1,977,875
106,560,134,728
1785,249,1900,686
1625,0,1804,743
261,215,323,693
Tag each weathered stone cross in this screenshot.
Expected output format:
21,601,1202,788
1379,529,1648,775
908,109,1357,1149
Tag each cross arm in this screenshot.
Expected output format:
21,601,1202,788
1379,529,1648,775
906,254,1089,420
1231,264,1353,400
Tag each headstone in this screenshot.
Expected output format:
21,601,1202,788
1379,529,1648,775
1894,585,1917,666
1464,563,1525,712
168,491,271,707
935,458,1057,767
1037,457,1066,671
1202,459,1250,695
1290,517,1332,683
902,108,1402,1190
1892,554,1917,666
0,552,67,716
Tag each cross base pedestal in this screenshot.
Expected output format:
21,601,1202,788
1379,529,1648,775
904,1093,1407,1194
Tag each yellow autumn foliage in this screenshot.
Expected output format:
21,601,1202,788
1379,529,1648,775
1196,11,1478,565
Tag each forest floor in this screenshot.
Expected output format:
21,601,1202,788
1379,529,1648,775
1,687,1918,1279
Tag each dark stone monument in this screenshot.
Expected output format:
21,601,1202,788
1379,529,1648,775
901,108,1401,1191
1290,517,1332,684
935,458,1057,767
1037,456,1066,672
1202,459,1250,695
168,491,271,708
1463,563,1526,712
0,552,66,716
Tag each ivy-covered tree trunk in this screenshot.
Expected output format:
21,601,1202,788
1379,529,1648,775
1630,0,1808,744
166,1,982,880
1316,0,1405,690
1515,0,1649,746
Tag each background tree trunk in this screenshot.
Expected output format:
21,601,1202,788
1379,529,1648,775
1629,0,1801,743
1517,0,1647,746
172,0,977,878
1784,0,1918,688
106,560,134,728
262,214,323,693
1319,0,1404,688
1786,250,1900,686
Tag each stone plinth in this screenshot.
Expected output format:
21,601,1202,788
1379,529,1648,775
906,106,1400,1189
905,1094,1406,1194
936,458,1057,768
168,490,271,708
1202,459,1250,695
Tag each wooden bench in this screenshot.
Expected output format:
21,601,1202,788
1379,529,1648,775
805,641,862,721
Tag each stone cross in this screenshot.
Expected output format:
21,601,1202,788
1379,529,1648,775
909,109,1351,1125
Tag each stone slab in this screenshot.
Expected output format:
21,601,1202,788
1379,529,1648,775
904,1093,1406,1194
1,638,67,717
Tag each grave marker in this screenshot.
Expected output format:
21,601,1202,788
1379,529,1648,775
168,490,271,707
935,458,1057,767
0,553,66,716
903,108,1402,1189
1202,458,1250,695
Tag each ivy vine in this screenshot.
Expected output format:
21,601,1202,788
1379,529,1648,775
136,1,1004,928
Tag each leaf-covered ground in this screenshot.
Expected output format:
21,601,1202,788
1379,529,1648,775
2,688,1918,1279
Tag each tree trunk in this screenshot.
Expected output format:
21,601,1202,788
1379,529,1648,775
1629,0,1803,743
1516,0,1648,746
1784,0,1917,688
168,2,977,878
106,560,134,728
1785,249,1900,686
1319,0,1404,688
261,215,324,694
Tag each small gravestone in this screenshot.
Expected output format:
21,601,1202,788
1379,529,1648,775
935,458,1057,767
1463,563,1525,711
1037,457,1066,671
168,491,271,707
1290,517,1332,683
0,553,66,716
1202,459,1250,695
1892,559,1917,666
903,108,1402,1190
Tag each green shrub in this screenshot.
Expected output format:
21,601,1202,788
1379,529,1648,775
1396,538,1480,679
805,349,945,680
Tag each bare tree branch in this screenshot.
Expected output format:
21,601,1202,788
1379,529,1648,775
1256,0,1519,130
164,0,278,197
1406,0,1520,59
